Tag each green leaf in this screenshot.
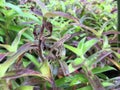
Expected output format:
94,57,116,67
92,66,116,74
15,86,34,90
21,12,40,22
86,50,103,67
102,35,110,50
68,58,84,73
77,85,92,90
33,0,48,15
77,37,86,49
0,43,34,78
39,61,52,79
83,38,98,55
56,74,87,87
25,53,40,68
70,74,88,86
0,28,27,52
64,44,81,56
11,27,28,51
0,0,5,6
102,81,114,87
113,51,120,59
5,3,23,15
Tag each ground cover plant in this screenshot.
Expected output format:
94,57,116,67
0,0,119,90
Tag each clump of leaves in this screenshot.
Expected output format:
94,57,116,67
0,0,119,90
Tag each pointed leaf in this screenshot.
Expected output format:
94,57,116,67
102,35,110,50
64,44,81,56
77,37,86,49
0,44,12,51
11,27,28,51
83,38,98,55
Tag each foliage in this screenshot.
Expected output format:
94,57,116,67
0,0,119,90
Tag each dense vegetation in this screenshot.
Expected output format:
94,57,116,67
0,0,119,90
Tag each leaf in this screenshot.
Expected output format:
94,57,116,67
82,38,98,55
0,44,12,51
32,0,48,15
58,60,69,76
77,37,86,49
0,0,5,6
77,85,92,90
114,51,120,59
15,86,34,90
107,57,120,70
5,3,23,15
69,74,88,86
0,42,35,78
0,53,8,62
102,35,110,50
44,11,79,23
39,61,52,81
86,50,102,67
21,12,40,22
0,28,28,52
64,44,81,56
56,74,87,87
68,58,84,73
25,53,40,68
11,27,28,51
92,66,116,74
102,81,114,87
